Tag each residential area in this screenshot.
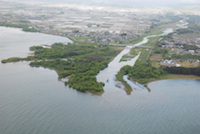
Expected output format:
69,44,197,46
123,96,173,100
0,0,172,44
153,34,200,68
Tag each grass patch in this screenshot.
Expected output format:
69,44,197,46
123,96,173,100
178,62,200,68
116,71,132,95
150,54,163,61
120,54,136,62
110,46,125,51
128,38,144,44
129,29,162,44
73,36,88,40
142,37,159,47
150,61,160,68
68,36,89,43
130,48,140,55
137,48,152,64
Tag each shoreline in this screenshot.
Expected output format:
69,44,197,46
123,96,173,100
122,74,200,92
2,26,200,95
146,74,200,90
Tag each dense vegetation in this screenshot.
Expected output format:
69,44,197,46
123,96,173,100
165,67,200,76
118,61,166,85
2,43,120,94
117,37,163,93
1,57,26,63
116,60,166,94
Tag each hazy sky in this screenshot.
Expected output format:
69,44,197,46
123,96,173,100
11,0,200,7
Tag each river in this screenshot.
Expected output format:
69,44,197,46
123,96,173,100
96,28,173,93
1,27,200,134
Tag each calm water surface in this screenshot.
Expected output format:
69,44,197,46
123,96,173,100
1,27,200,134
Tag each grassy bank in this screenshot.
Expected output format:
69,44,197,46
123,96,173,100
157,74,200,80
73,36,88,41
128,27,163,44
116,71,132,95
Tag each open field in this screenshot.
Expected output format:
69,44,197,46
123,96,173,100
142,37,159,47
150,54,163,60
178,61,200,68
174,33,200,38
136,48,152,64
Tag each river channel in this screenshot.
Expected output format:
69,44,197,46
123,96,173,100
96,28,173,93
1,27,200,134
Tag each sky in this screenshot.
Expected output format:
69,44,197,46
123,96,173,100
10,0,200,7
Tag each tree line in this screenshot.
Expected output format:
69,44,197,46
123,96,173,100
164,67,200,76
0,22,38,32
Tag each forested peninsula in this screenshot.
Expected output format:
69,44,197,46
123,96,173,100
2,43,120,94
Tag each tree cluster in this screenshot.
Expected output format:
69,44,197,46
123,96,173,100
165,67,200,76
118,61,166,84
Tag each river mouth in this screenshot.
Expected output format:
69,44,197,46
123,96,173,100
1,26,200,134
96,28,173,94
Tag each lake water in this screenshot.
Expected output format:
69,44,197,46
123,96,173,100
1,27,200,134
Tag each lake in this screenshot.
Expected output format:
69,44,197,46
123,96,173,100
1,27,200,134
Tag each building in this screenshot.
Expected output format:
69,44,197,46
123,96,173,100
160,60,179,67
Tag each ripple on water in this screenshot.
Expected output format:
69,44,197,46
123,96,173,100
1,27,200,134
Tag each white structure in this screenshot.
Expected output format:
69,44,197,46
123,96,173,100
160,60,179,67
